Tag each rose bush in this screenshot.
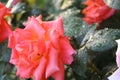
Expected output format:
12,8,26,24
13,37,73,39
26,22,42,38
82,0,116,24
8,15,76,80
0,3,11,42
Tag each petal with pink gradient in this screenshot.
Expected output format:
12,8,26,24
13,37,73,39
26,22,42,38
59,37,76,64
33,57,47,80
116,39,120,67
46,46,59,78
52,60,64,80
108,68,120,80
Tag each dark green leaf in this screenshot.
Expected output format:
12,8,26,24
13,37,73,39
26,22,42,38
58,8,90,37
71,47,88,77
0,62,17,80
85,28,120,52
0,62,5,78
80,24,97,46
104,0,120,9
0,42,11,62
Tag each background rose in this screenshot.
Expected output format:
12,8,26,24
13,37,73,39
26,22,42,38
82,0,116,24
0,3,11,42
8,15,76,80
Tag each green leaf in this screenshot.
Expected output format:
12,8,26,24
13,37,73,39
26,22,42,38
104,0,120,9
80,24,97,46
0,62,18,80
85,28,120,52
0,41,11,62
71,47,88,77
0,62,5,78
58,8,91,37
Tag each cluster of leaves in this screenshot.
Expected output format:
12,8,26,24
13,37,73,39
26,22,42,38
1,0,120,80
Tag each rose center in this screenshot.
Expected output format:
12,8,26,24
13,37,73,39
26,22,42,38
30,53,43,63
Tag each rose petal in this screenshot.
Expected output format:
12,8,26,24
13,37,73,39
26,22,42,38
0,20,11,42
52,60,64,80
46,46,59,78
59,37,76,64
33,57,47,80
108,68,120,80
116,40,120,67
25,16,45,38
42,17,64,36
10,49,19,65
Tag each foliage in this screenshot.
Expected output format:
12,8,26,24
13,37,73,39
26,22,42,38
1,0,120,80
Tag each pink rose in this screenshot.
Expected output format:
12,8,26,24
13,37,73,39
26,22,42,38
8,15,76,80
0,3,11,42
108,40,120,80
82,0,116,24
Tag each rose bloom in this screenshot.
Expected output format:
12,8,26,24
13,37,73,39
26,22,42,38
82,0,116,24
0,3,11,42
108,39,120,80
8,15,76,80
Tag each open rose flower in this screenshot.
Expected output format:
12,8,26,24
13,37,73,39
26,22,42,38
82,0,116,24
108,39,120,80
8,15,76,80
0,3,11,42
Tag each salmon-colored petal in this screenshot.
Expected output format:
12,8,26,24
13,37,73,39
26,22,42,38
8,32,16,48
16,67,34,78
15,28,38,41
52,60,64,80
49,30,60,49
16,63,35,78
59,37,76,64
10,49,19,65
16,55,36,78
10,50,35,78
33,57,47,80
37,37,46,53
42,17,64,36
46,46,59,78
25,16,45,38
0,20,11,42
